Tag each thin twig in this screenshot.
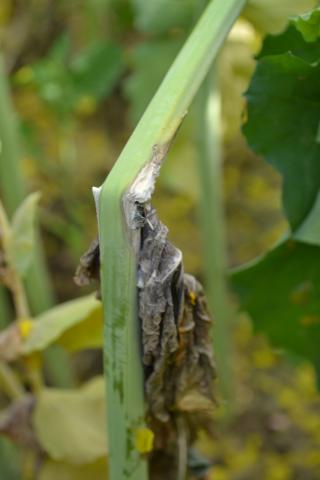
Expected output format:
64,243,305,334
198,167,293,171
0,361,24,400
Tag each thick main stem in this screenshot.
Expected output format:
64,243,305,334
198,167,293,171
98,1,246,479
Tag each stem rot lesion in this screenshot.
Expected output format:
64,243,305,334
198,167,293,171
97,1,247,477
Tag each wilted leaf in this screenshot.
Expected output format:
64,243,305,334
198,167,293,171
22,294,102,355
136,205,215,422
0,324,23,361
0,396,36,448
244,0,316,34
243,8,320,231
232,241,320,370
39,459,108,480
33,377,107,464
8,192,40,277
177,391,215,413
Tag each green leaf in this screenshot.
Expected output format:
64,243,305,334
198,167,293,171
258,21,320,62
0,438,20,480
243,9,320,231
70,42,124,100
25,36,124,117
232,241,320,370
293,7,320,42
22,294,102,354
39,459,108,480
8,192,40,276
33,377,107,464
294,191,320,245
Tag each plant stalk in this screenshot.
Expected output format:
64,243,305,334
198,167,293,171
0,288,11,328
0,56,74,387
98,1,246,479
196,65,235,413
0,361,24,400
0,55,54,315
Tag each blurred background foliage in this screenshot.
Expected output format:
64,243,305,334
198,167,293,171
1,0,320,479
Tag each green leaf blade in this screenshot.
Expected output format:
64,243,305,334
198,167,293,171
8,192,41,277
293,7,320,42
232,241,320,369
22,294,102,355
243,10,320,231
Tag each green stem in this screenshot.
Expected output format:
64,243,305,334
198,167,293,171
98,1,246,479
0,288,11,328
196,66,234,413
0,56,74,387
0,55,54,315
0,361,24,400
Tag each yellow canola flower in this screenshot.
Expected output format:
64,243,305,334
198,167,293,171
134,427,154,454
252,347,276,369
265,455,291,480
188,291,197,306
75,95,97,116
14,66,34,85
18,318,33,339
208,466,228,480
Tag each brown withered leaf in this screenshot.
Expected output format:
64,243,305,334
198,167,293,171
138,206,216,423
74,238,100,288
76,205,216,422
0,395,38,448
0,323,23,361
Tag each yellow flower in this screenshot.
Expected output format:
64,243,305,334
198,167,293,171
134,427,154,454
252,347,276,368
75,95,97,116
14,66,34,85
188,291,197,306
18,318,33,339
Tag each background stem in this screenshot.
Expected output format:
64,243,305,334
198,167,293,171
0,361,24,400
0,288,11,328
0,55,74,388
196,65,235,413
0,55,54,315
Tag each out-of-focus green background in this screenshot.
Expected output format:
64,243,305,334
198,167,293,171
1,1,320,479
